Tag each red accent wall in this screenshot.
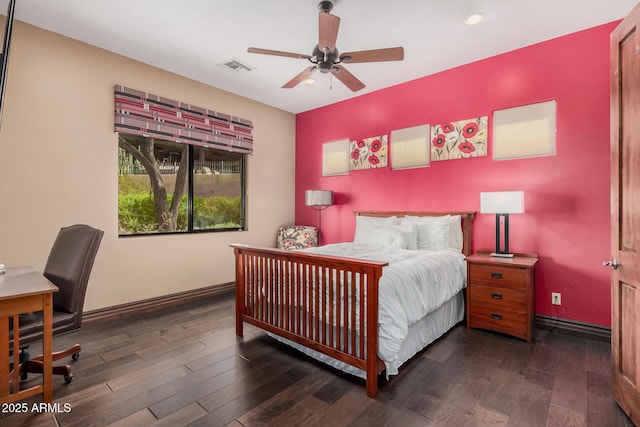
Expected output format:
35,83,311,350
295,22,617,327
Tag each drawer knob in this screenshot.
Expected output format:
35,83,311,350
491,292,503,299
491,313,503,320
491,272,503,279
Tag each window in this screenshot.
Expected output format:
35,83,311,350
118,134,245,236
493,100,557,160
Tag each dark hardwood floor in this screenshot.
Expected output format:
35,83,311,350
2,292,634,427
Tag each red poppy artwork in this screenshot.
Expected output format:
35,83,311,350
350,135,388,170
431,116,488,161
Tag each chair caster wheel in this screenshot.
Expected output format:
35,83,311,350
64,374,73,384
72,352,80,361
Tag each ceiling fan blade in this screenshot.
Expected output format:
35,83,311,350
282,66,317,88
319,12,340,52
331,65,365,92
340,47,404,63
247,47,311,60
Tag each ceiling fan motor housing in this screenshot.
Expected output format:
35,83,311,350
318,1,334,13
312,45,339,73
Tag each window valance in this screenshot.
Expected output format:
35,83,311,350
114,85,253,155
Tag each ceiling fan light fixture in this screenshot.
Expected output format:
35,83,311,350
464,13,485,26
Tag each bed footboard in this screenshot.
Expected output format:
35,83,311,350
231,244,388,397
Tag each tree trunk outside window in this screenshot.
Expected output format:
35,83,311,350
118,135,188,232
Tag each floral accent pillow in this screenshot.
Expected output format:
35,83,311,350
277,225,319,250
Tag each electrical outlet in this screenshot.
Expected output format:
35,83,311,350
552,292,561,305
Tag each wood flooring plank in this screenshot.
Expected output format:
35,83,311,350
312,373,358,404
195,351,313,413
586,378,635,427
546,403,586,427
186,366,313,427
383,406,434,427
423,329,462,363
99,331,164,362
151,402,208,427
0,411,57,427
381,363,443,415
520,367,554,391
498,340,534,375
237,370,331,426
150,339,295,420
106,408,157,427
466,405,509,427
183,342,239,372
302,390,374,427
477,368,523,416
445,356,496,412
585,339,611,376
56,363,193,426
505,382,552,427
264,395,327,427
426,401,470,426
196,328,240,349
148,355,256,419
550,374,587,419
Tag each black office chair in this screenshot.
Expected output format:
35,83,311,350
12,224,103,383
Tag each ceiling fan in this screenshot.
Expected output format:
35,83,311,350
247,0,404,92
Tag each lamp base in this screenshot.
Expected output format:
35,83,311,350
490,252,515,258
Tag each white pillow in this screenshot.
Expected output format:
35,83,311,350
449,215,464,253
353,223,408,249
402,215,450,251
382,226,409,249
353,216,399,244
399,222,418,250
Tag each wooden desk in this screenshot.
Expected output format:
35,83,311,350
0,267,58,404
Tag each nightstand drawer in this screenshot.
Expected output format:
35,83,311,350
468,304,528,335
468,264,529,288
468,284,527,311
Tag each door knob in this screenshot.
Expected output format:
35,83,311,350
603,259,620,269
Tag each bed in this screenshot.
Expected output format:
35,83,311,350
231,211,474,397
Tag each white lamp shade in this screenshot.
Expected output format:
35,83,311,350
480,191,524,214
305,190,334,207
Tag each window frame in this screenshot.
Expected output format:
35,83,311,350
118,140,247,237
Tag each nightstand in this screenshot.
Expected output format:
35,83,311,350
466,253,538,342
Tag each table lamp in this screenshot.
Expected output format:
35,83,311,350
480,191,524,258
305,189,334,245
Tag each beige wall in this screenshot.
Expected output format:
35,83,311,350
0,21,296,311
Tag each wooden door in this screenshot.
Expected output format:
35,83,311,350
611,3,640,425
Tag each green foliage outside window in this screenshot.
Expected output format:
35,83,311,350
118,193,241,234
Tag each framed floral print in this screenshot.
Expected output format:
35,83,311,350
431,116,488,161
350,135,388,170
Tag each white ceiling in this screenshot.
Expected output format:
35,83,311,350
2,0,636,114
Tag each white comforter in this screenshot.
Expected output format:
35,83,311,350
300,243,466,365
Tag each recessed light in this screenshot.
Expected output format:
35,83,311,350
464,13,485,26
304,78,316,85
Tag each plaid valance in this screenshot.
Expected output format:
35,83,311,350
114,85,253,154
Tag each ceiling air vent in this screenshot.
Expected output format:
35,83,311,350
218,59,254,73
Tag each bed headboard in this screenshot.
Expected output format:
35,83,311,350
354,211,475,257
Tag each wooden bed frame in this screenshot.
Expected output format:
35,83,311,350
231,211,474,397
